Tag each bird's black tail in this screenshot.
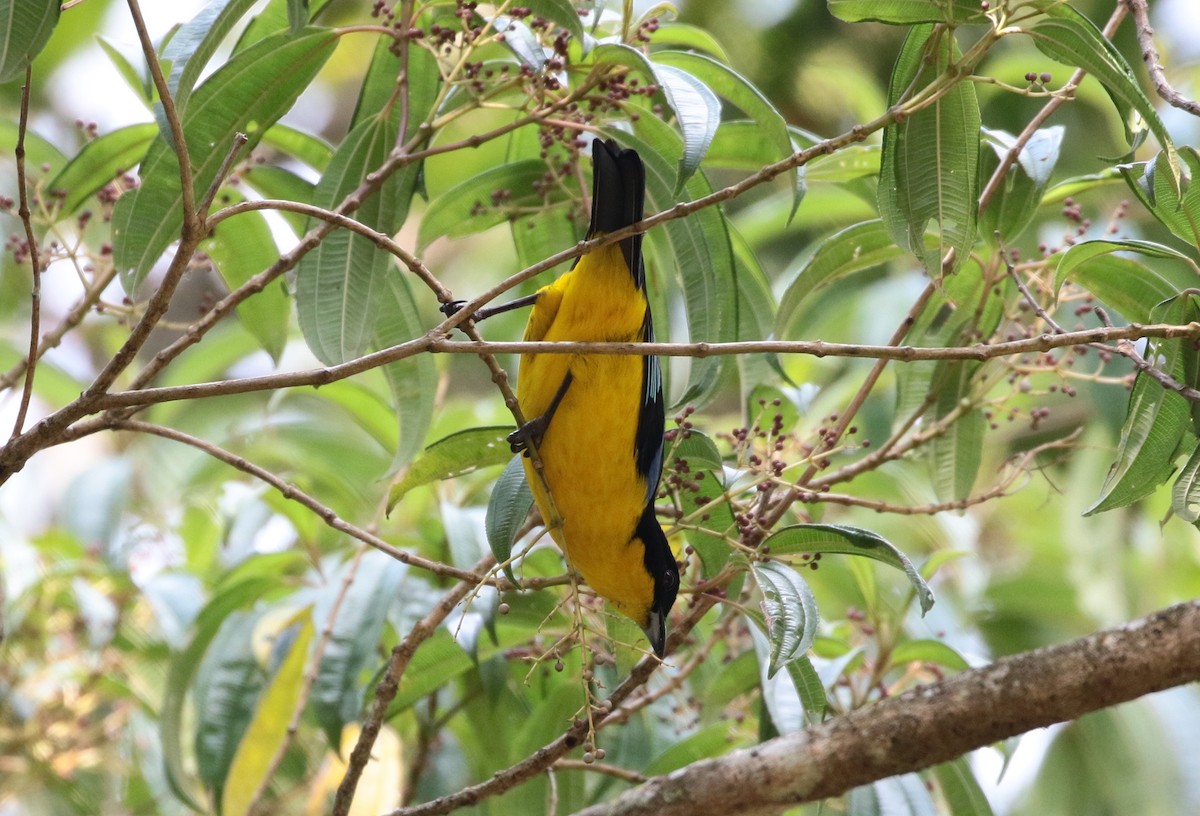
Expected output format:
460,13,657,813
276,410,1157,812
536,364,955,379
588,138,645,283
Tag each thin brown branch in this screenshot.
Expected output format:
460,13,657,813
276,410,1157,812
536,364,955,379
11,66,41,440
553,760,647,785
84,322,1200,412
573,600,1200,816
127,0,195,226
198,131,249,216
333,558,493,816
1124,0,1200,117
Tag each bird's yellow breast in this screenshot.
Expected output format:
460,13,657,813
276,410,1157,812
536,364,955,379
517,244,655,620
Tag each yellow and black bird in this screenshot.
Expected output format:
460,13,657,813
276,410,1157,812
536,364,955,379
454,139,678,655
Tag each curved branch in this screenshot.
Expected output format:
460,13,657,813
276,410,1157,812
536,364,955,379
573,601,1200,816
1124,0,1200,118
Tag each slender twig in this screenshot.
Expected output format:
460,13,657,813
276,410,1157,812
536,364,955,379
396,0,415,144
198,132,249,216
332,559,493,816
11,66,41,440
1124,0,1200,117
246,544,370,816
552,760,647,784
128,0,195,226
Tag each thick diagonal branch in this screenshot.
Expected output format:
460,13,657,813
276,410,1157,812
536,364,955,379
573,601,1200,816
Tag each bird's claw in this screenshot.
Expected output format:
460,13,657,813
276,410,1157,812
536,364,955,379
507,417,548,456
440,300,470,318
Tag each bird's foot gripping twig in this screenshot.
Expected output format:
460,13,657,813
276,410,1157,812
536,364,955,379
508,370,573,455
507,415,550,456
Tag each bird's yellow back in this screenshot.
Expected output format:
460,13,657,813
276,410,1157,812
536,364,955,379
512,139,677,653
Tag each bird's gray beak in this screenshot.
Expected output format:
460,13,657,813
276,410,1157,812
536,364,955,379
642,610,666,657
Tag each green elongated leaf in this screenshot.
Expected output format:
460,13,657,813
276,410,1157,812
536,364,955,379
0,0,59,83
387,426,516,510
889,638,970,672
387,628,473,712
1119,147,1200,249
604,119,737,408
786,652,827,721
805,144,881,182
1171,443,1200,523
311,551,405,747
1086,294,1197,515
1031,6,1175,168
1042,168,1124,204
47,123,158,221
931,360,984,503
1053,249,1180,325
703,120,790,170
97,36,152,106
671,433,735,577
112,28,337,290
222,610,314,816
764,523,935,614
647,63,720,191
730,225,788,392
525,0,585,44
418,159,556,248
194,611,263,796
350,32,441,135
893,267,988,431
233,0,330,51
163,0,261,114
259,123,333,172
703,122,807,222
934,758,995,816
670,428,723,472
828,0,989,24
203,190,289,361
651,22,730,62
493,15,546,69
749,622,823,733
375,271,437,471
979,126,1064,242
287,0,308,32
486,456,533,585
752,560,819,678
644,723,736,777
776,220,909,339
162,575,279,811
295,114,399,364
591,43,719,188
653,50,797,200
878,24,979,277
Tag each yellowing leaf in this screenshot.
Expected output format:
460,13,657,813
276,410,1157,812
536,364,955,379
221,608,314,816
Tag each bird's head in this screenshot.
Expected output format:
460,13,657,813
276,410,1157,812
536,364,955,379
634,510,679,658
